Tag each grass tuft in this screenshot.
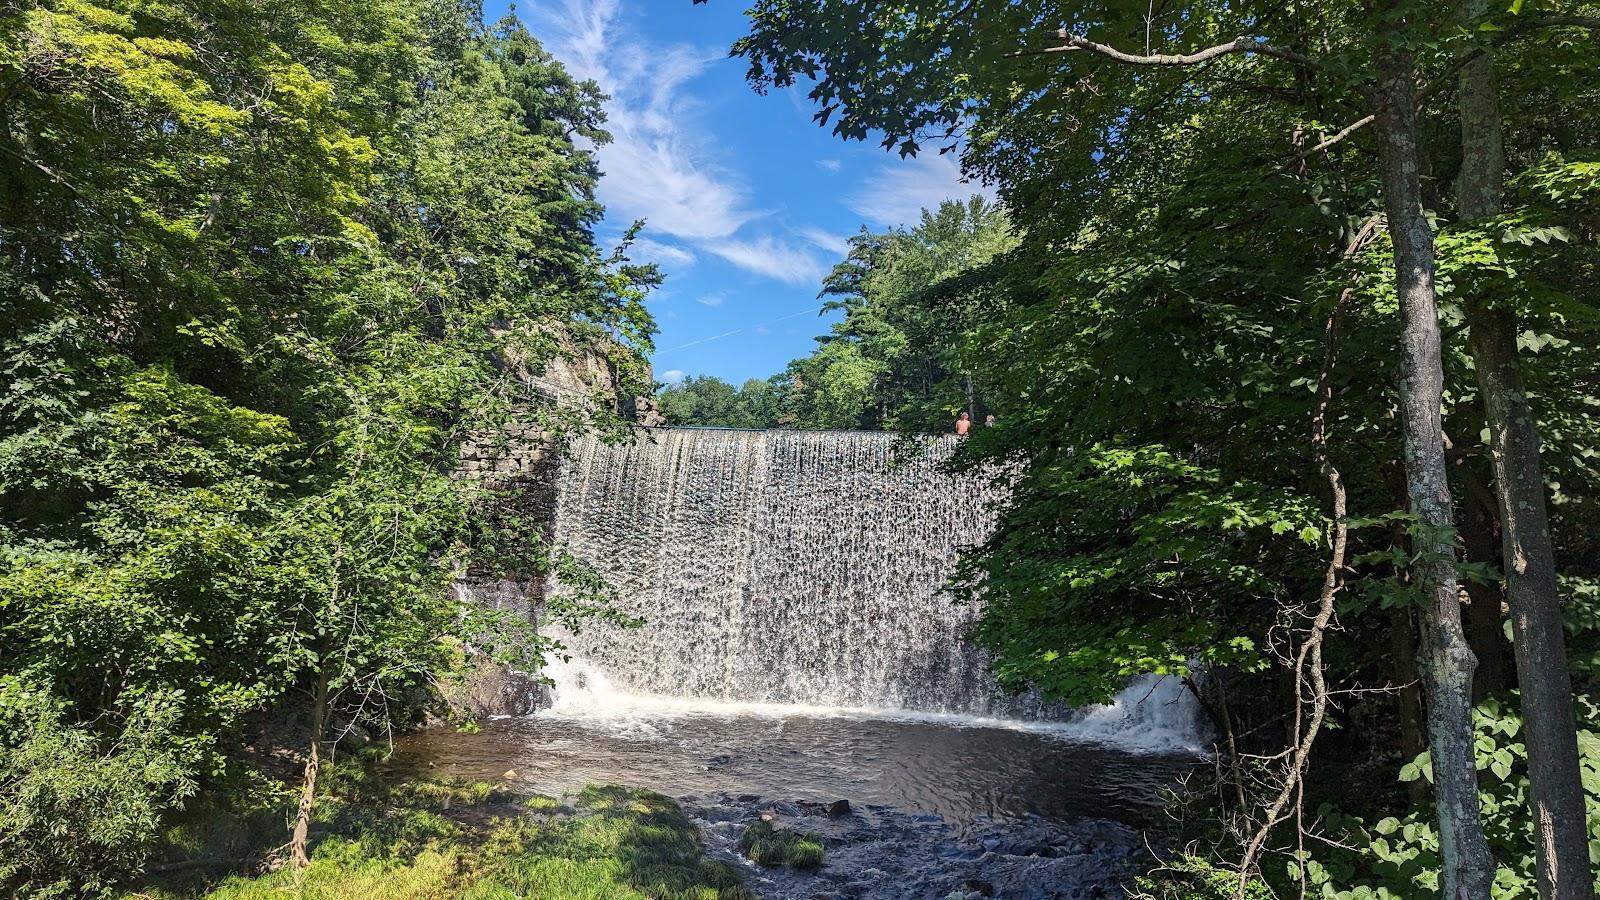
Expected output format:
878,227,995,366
737,819,825,870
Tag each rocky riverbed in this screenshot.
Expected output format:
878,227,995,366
685,792,1145,900
388,709,1195,898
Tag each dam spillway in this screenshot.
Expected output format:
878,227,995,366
550,428,1017,715
545,427,1205,750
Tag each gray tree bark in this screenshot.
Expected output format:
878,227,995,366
289,664,328,872
1372,43,1496,900
1456,7,1595,895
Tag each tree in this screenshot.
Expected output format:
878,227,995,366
1,0,654,890
657,375,785,427
783,197,1016,431
1453,6,1594,893
714,1,1600,892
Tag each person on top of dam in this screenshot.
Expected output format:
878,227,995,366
954,412,971,435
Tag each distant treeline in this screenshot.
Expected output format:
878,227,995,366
660,197,1013,432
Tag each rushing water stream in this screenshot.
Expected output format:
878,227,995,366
399,429,1205,898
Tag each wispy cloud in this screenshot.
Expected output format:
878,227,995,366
848,152,995,228
817,159,842,173
532,0,753,242
532,0,852,287
660,369,687,383
702,236,828,285
629,237,697,269
696,292,726,307
798,226,851,258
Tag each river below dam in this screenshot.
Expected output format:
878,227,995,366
408,429,1206,898
388,695,1198,899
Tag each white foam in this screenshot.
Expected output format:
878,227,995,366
544,431,1209,756
544,655,1204,754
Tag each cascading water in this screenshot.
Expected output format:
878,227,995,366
547,428,1205,752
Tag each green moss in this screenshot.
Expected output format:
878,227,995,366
469,787,754,900
737,819,825,869
523,795,568,813
128,778,752,900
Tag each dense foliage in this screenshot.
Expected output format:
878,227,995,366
718,0,1600,894
781,198,1016,431
0,0,654,893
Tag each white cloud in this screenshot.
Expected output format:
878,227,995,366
817,159,842,173
532,0,857,285
702,236,828,285
848,152,996,228
798,226,851,258
660,369,686,383
532,1,753,242
629,237,696,269
696,292,726,307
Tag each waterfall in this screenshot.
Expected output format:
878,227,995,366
547,428,1205,750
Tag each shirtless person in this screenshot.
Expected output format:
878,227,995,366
955,412,971,435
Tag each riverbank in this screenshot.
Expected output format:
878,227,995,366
129,766,756,900
126,751,1153,900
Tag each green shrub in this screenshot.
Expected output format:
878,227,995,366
0,680,197,898
1133,855,1273,900
1292,695,1600,899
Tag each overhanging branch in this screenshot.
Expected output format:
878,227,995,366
1044,30,1323,70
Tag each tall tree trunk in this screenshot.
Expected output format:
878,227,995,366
1456,8,1594,895
289,663,329,872
1455,464,1507,700
1372,44,1495,900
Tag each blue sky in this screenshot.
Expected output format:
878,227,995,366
488,0,992,385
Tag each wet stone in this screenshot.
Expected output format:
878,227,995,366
683,791,1145,900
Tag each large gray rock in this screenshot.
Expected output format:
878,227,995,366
437,655,545,720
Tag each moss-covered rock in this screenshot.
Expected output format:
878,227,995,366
738,819,825,870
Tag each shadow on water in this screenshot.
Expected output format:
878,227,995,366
387,709,1197,830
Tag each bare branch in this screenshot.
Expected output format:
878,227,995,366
1296,114,1376,159
1520,14,1600,29
1234,214,1384,897
1044,30,1323,70
0,143,83,195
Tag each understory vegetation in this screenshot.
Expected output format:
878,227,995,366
132,768,750,900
